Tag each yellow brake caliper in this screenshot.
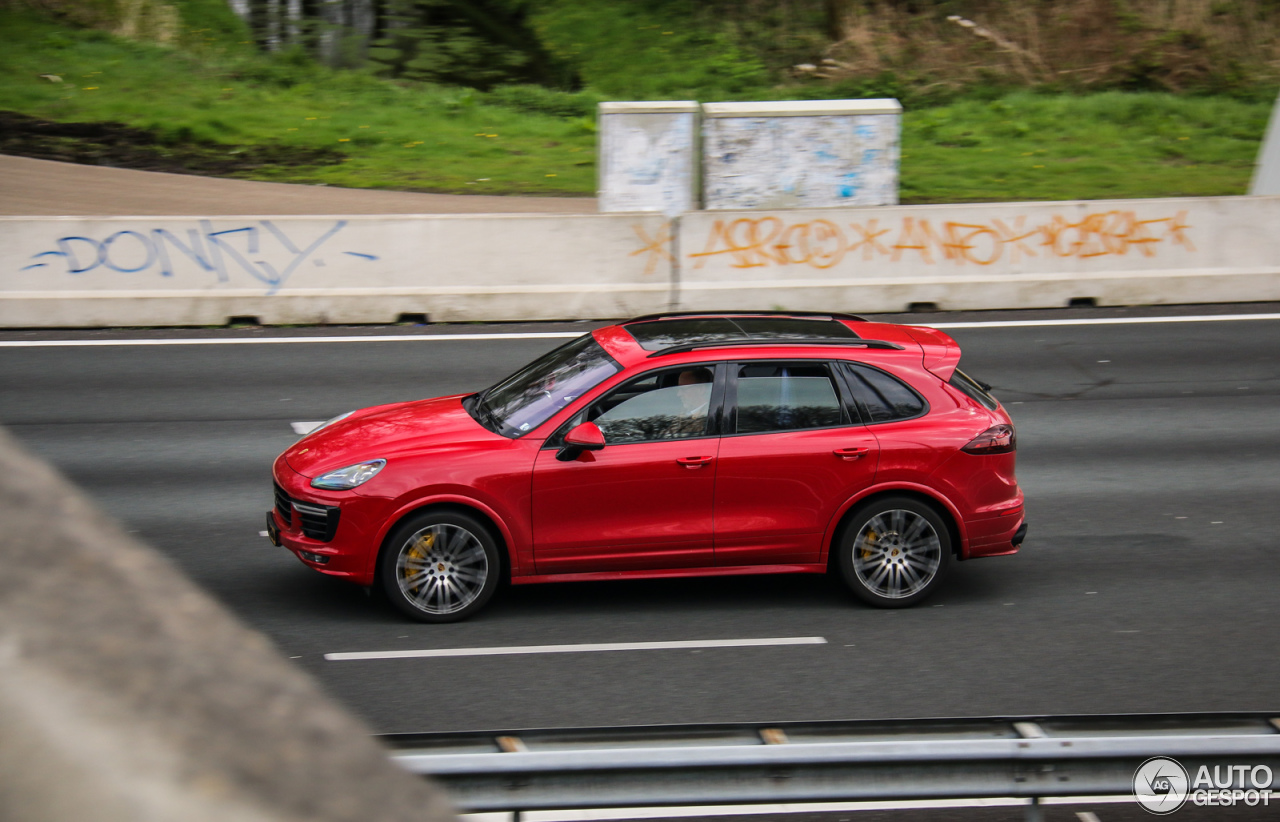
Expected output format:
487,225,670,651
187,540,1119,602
861,530,877,560
405,533,435,589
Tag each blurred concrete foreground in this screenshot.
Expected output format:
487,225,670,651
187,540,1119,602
0,426,456,822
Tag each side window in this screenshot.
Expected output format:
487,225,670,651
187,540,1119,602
733,363,845,434
576,366,716,445
841,363,927,423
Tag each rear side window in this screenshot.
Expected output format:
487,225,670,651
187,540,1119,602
841,363,926,423
949,369,998,410
733,363,846,434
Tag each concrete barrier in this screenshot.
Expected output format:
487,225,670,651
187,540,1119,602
0,426,457,822
678,196,1280,313
4,196,1280,327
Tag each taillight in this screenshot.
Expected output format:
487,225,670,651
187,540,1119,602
962,424,1016,454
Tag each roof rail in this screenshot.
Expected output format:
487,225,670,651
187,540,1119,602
646,338,904,358
625,310,868,324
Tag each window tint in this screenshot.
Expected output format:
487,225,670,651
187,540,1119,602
950,369,998,410
842,363,926,423
625,319,746,351
734,363,844,434
732,317,856,340
624,317,859,351
583,366,715,444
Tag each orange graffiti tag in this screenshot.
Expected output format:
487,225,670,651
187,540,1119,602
629,222,676,276
676,210,1195,270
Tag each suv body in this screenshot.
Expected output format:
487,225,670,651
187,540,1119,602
267,312,1025,621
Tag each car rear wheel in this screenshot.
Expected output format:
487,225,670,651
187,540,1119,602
380,511,500,623
837,497,950,607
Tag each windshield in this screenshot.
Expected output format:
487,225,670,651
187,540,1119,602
474,333,621,437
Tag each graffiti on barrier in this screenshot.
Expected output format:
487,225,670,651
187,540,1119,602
629,222,676,276
20,219,377,293
685,210,1195,270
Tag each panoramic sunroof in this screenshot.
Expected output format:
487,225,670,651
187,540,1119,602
624,316,858,351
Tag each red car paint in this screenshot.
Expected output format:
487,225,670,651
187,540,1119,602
269,313,1024,608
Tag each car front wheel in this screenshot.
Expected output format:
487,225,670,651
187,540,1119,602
837,497,950,607
380,511,500,623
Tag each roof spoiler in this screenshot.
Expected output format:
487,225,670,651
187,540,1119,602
903,325,961,380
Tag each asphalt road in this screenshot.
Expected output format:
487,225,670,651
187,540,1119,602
1,306,1277,737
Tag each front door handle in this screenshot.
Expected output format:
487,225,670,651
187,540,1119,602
676,455,714,468
833,447,869,460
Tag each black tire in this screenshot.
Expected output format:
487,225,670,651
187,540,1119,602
836,496,951,608
379,510,500,623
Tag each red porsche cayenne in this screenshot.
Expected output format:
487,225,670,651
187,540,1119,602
267,312,1025,622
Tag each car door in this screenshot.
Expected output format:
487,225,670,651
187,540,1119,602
531,363,726,575
713,360,879,566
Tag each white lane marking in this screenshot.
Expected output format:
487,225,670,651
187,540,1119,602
926,312,1280,329
0,332,584,347
325,636,826,662
291,421,325,435
460,795,1134,821
4,312,1280,347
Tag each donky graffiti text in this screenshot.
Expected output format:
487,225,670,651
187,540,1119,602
21,219,377,293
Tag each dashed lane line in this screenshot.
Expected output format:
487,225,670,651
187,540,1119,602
459,795,1132,821
324,637,827,662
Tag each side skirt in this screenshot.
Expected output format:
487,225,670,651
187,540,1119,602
510,564,828,586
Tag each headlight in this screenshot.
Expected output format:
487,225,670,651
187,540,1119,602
307,410,354,436
311,459,386,490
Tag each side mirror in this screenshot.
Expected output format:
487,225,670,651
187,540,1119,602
556,421,606,462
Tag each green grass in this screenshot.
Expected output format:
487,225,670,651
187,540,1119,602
0,9,1271,201
901,92,1270,203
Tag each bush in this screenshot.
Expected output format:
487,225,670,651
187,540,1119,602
483,84,602,118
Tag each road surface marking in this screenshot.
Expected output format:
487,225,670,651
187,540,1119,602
927,312,1280,329
0,332,583,347
459,795,1133,821
5,312,1280,347
291,421,324,435
325,636,827,662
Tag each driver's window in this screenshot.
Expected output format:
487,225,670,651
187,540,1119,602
588,366,714,444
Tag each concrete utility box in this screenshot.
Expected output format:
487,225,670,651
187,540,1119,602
702,99,901,209
598,101,700,215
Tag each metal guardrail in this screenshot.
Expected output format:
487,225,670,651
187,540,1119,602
384,713,1280,821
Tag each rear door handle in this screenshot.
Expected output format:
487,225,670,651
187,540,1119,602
676,456,714,468
833,447,869,460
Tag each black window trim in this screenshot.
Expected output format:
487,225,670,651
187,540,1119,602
723,359,860,438
835,360,931,426
540,361,729,450
949,368,999,411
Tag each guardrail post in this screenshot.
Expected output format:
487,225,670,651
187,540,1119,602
1025,797,1043,822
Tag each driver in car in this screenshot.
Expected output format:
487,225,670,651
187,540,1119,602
661,367,713,438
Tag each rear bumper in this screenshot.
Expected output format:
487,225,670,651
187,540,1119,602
964,510,1026,559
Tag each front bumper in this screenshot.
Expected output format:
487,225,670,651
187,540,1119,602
268,458,384,585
